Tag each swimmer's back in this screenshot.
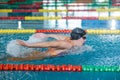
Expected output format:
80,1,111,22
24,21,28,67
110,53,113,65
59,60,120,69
46,37,74,56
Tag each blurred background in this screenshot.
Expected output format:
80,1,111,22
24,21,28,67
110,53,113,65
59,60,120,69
0,0,120,29
0,0,120,80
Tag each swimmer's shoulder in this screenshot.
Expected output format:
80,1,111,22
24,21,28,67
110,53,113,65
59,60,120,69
64,37,74,45
64,37,70,40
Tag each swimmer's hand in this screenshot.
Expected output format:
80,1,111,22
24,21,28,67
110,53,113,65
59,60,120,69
17,40,30,47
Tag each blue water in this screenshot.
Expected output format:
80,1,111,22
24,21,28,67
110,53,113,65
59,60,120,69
0,34,120,80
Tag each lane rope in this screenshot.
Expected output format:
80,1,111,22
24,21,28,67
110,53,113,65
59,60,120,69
0,64,119,72
0,29,120,34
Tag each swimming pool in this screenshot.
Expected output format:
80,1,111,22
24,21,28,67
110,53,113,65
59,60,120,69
1,0,120,79
0,33,120,80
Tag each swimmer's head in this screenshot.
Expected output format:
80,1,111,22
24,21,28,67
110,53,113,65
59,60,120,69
70,28,86,40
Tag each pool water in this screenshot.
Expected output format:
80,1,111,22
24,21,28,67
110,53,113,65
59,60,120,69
0,34,120,80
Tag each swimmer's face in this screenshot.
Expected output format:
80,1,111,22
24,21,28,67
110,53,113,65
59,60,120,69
82,35,86,45
82,35,86,41
77,35,86,45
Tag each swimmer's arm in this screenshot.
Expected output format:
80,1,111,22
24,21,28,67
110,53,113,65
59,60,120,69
34,33,69,40
7,56,45,61
47,34,69,40
17,40,72,49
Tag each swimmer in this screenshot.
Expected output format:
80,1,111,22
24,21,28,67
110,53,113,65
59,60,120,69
7,28,86,61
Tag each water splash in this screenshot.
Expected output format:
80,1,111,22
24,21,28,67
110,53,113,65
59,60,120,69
60,45,94,56
6,34,48,57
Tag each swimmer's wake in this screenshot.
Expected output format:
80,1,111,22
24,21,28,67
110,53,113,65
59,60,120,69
62,45,93,56
6,34,48,57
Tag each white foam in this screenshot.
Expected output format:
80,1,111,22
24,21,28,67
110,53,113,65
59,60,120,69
6,34,48,57
65,45,93,55
27,34,48,43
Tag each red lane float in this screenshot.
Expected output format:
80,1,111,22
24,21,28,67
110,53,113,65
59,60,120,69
0,2,8,4
7,0,26,4
0,64,82,72
112,4,120,6
0,16,24,20
19,4,41,9
34,2,44,5
19,1,43,9
36,29,71,33
10,0,25,2
7,1,15,4
13,9,39,12
36,2,49,4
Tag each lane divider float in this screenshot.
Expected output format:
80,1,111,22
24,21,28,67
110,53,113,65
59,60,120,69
0,29,120,34
0,64,119,72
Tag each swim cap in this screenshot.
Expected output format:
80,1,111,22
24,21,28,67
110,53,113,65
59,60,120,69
70,28,86,40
